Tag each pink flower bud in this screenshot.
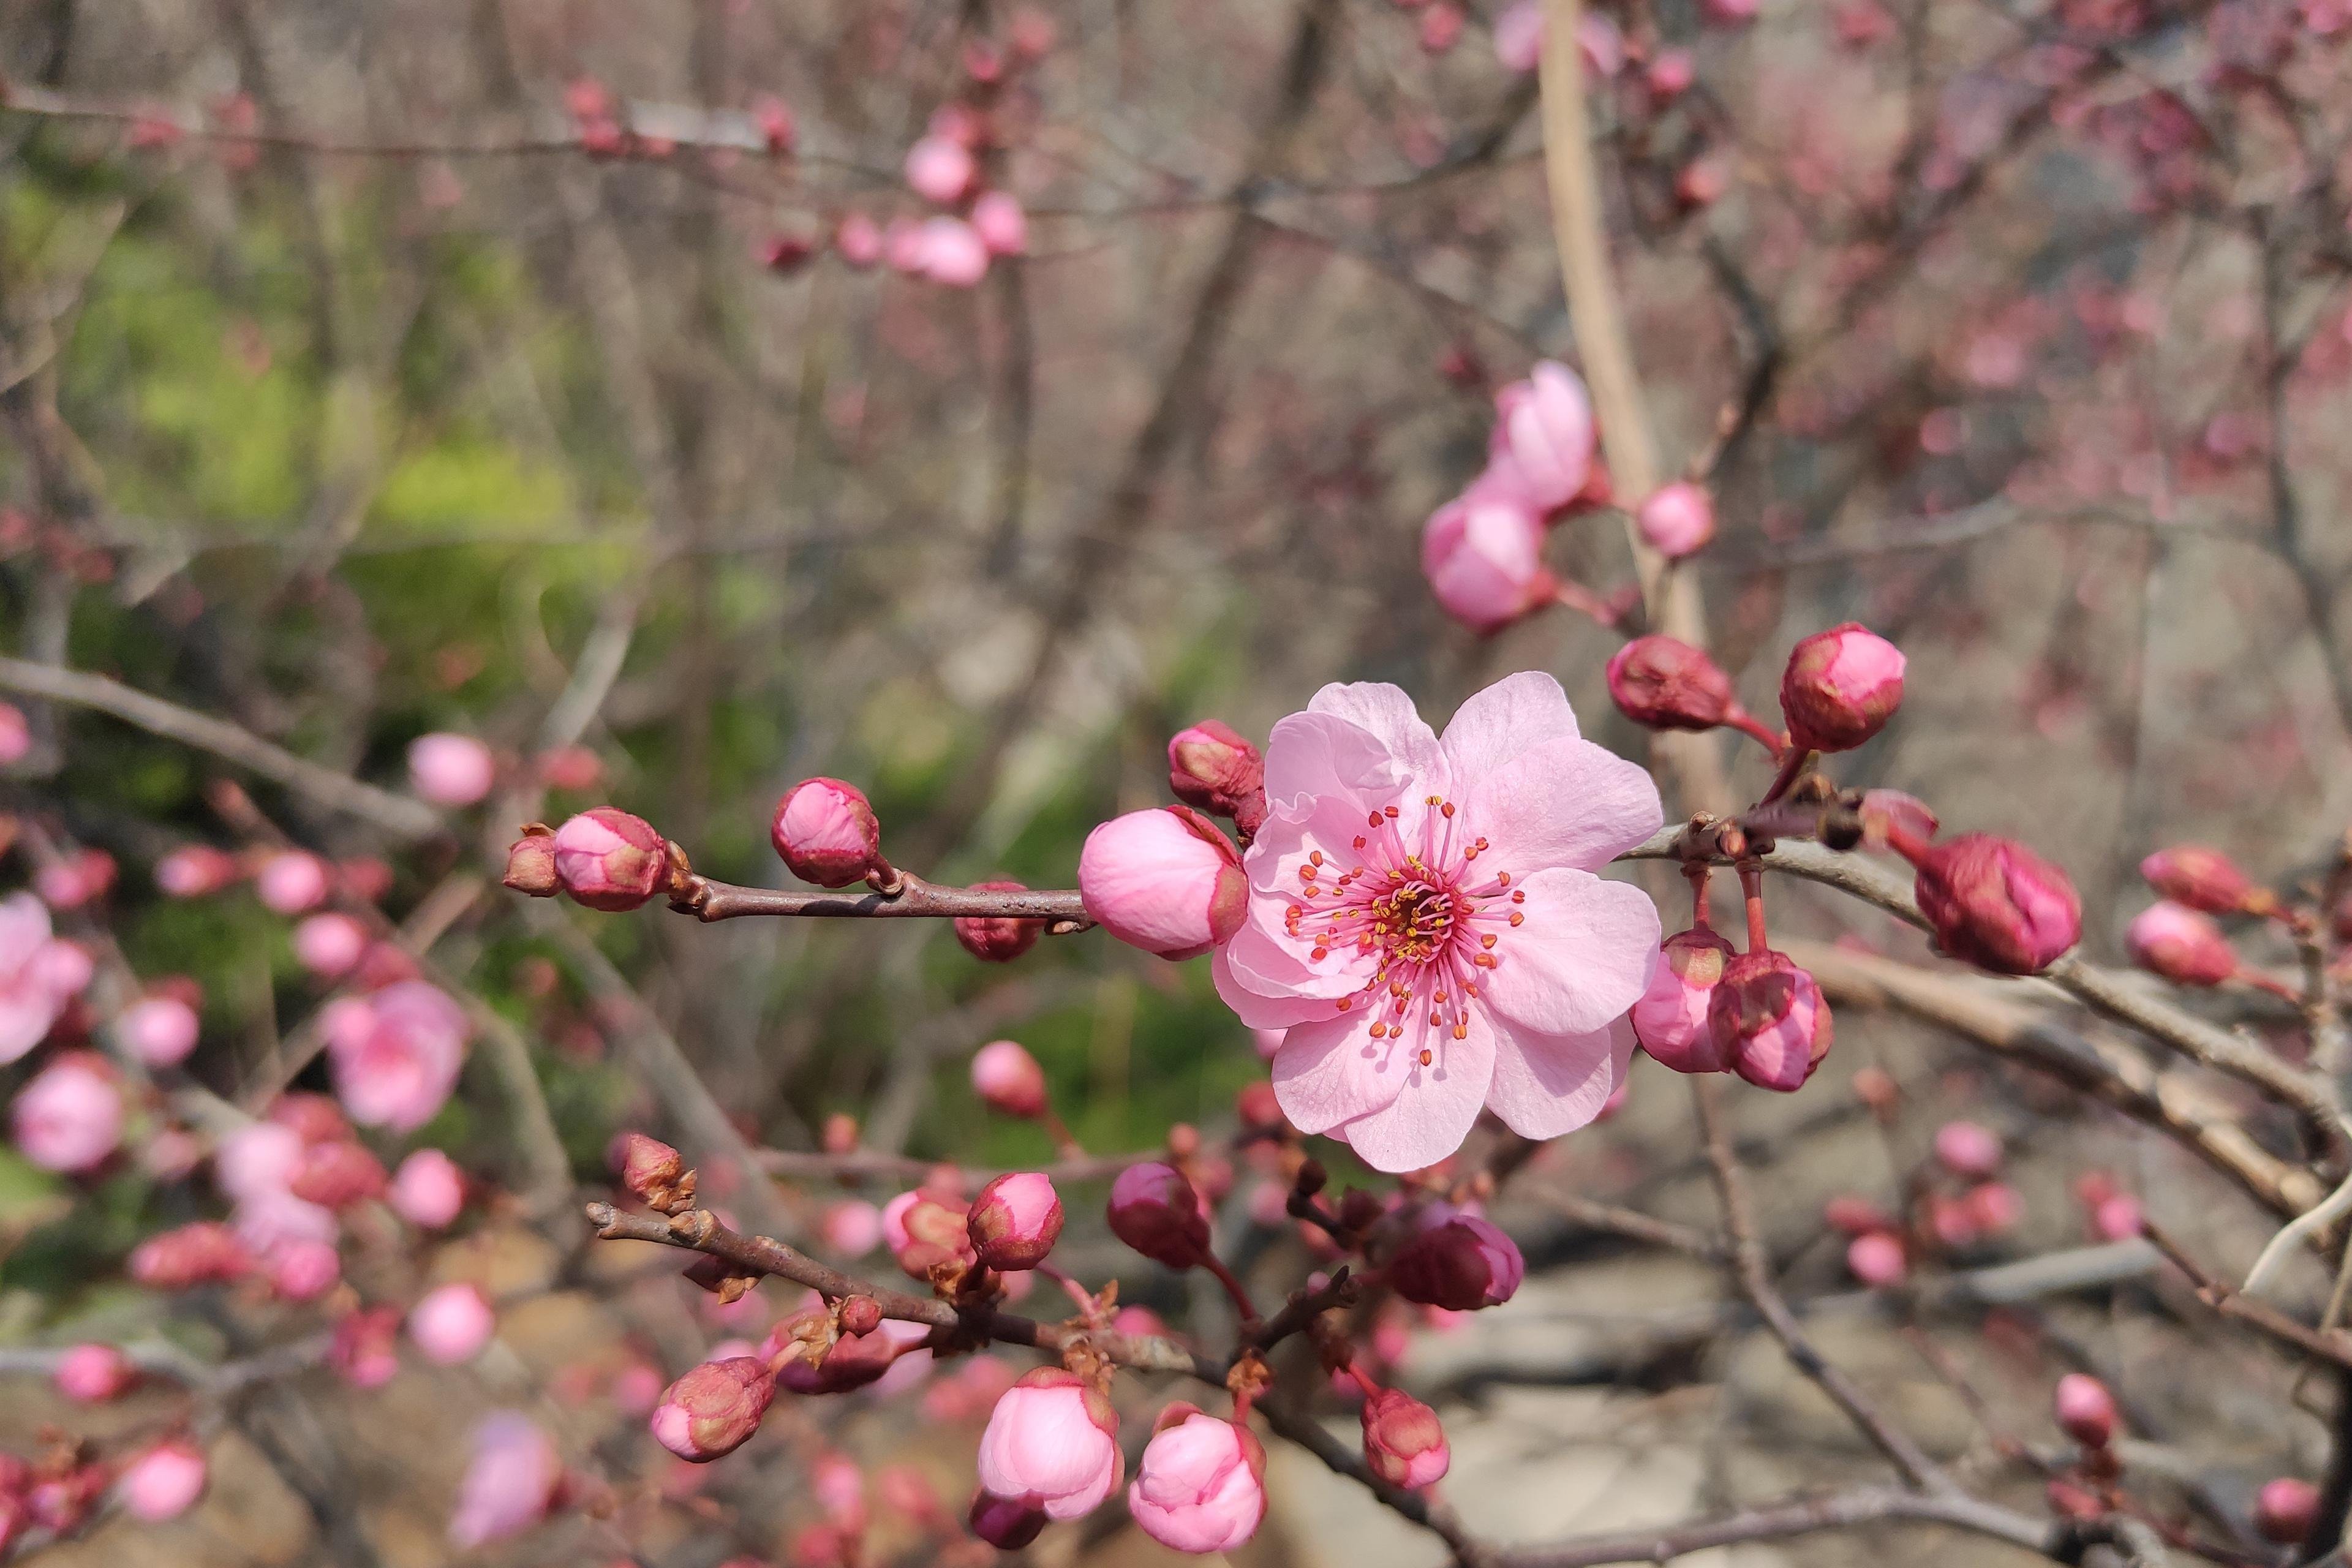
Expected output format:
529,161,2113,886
968,1491,1047,1548
388,1148,463,1229
918,217,990,287
325,981,469,1133
835,211,884,268
1825,1195,1891,1235
255,850,330,914
118,1439,207,1523
409,1282,496,1365
1635,481,1717,559
37,848,115,909
1647,48,1695,96
615,1131,687,1205
771,778,889,888
289,1140,388,1210
552,808,668,911
1360,1387,1450,1488
976,1368,1124,1521
1845,1231,1907,1286
2054,1373,2117,1449
954,883,1045,963
2126,901,2237,987
2139,845,2269,916
1388,1213,1524,1310
904,135,975,203
1965,1180,2024,1235
1932,1120,2002,1178
967,1172,1064,1270
407,733,496,807
328,1308,400,1389
11,1051,123,1172
1494,0,1546,69
971,1038,1049,1117
1708,952,1832,1092
1107,1162,1211,1269
1913,834,2081,974
1633,928,1737,1073
54,1344,135,1403
268,1238,342,1301
128,1221,252,1289
1488,361,1596,511
448,1413,562,1547
651,1355,776,1460
1780,624,1906,753
1607,636,1742,731
1859,789,1939,851
1420,489,1553,633
1419,3,1464,52
773,1311,904,1395
2256,1477,2320,1544
1168,720,1268,836
821,1198,884,1256
971,190,1029,256
0,701,26,764
2090,1192,2143,1242
753,93,796,154
1128,1408,1267,1553
292,912,370,976
155,845,239,898
1079,807,1246,959
889,1190,978,1279
119,994,200,1067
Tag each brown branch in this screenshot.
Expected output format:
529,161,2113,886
2141,1221,2352,1372
673,870,1089,928
0,656,444,840
1497,1485,2071,1567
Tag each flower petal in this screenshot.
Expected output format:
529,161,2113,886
1327,1012,1498,1172
1480,869,1660,1036
1306,682,1449,796
1469,736,1664,873
1440,671,1580,778
1272,1012,1411,1133
1212,944,1344,1030
1485,1015,1635,1140
1262,711,1404,813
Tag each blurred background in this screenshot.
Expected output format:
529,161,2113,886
3,0,2351,1562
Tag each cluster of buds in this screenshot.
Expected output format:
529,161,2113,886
1382,1211,1525,1311
2125,845,2296,998
1608,622,1907,764
503,808,687,913
1827,1118,2024,1286
1636,872,1833,1093
1074,718,1266,958
1167,721,1268,841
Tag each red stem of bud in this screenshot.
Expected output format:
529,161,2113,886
1201,1253,1259,1325
1724,707,1788,757
1739,864,1770,953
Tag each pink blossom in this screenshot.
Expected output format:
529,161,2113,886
53,1343,135,1403
324,981,469,1132
118,1439,207,1523
1360,1387,1449,1487
1487,362,1596,511
971,190,1029,255
1912,834,2081,974
835,211,884,267
971,1038,1049,1117
292,912,369,978
154,845,240,898
1779,624,1906,753
884,217,928,273
650,1356,776,1460
918,217,990,287
2139,845,2265,915
976,1368,1124,1520
1635,481,1717,559
330,1307,401,1389
2256,1477,2320,1544
1079,806,1247,959
11,1052,123,1173
2127,900,2237,986
0,893,94,1064
255,850,330,914
2054,1373,2117,1448
2090,1192,2143,1242
821,1198,883,1256
967,1172,1063,1270
1128,1408,1266,1553
268,1239,342,1300
1845,1231,1907,1286
813,1452,867,1530
1647,48,1696,97
1107,1161,1212,1268
904,135,976,203
0,701,26,764
409,1281,496,1364
448,1412,562,1547
390,1148,464,1228
37,849,114,908
1607,636,1744,733
119,994,200,1067
552,808,668,911
1493,1,1544,71
1708,951,1831,1091
214,1120,304,1203
1577,11,1626,74
1220,674,1662,1172
1932,1120,2003,1178
407,733,496,807
1168,720,1267,833
1632,927,1736,1072
1420,488,1553,633
771,778,887,888
968,1492,1047,1548
232,1188,338,1256
1388,1212,1524,1309
954,880,1045,962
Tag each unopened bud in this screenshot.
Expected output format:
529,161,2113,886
1632,927,1737,1073
1844,1231,1907,1286
967,1491,1048,1549
1360,1387,1450,1488
1387,1213,1524,1311
967,1172,1065,1271
970,1039,1049,1118
771,778,892,889
2125,901,2236,987
2054,1373,2117,1449
1107,1161,1211,1269
127,1221,252,1289
498,831,559,895
1167,721,1267,837
2255,1477,2320,1544
1708,951,1832,1091
2139,845,2270,916
614,1131,687,1208
1912,834,2081,975
288,1140,388,1210
1779,623,1905,753
552,808,668,911
889,1191,977,1280
839,1297,883,1336
1858,790,1938,852
1634,480,1716,559
650,1357,775,1461
954,881,1045,963
1932,1120,2002,1178
1606,636,1739,731
1078,807,1246,960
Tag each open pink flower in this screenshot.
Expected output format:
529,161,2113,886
448,1412,561,1547
0,893,94,1065
1218,674,1662,1171
323,981,469,1132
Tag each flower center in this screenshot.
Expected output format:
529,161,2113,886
1281,794,1526,1068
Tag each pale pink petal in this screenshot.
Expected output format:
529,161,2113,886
1305,682,1449,794
1439,670,1579,777
1046,1447,1125,1520
1485,1015,1634,1140
1262,710,1404,812
1471,736,1664,873
1224,918,1373,1003
1272,1012,1411,1133
1328,1016,1496,1172
0,992,59,1064
1480,870,1660,1036
1212,943,1346,1028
